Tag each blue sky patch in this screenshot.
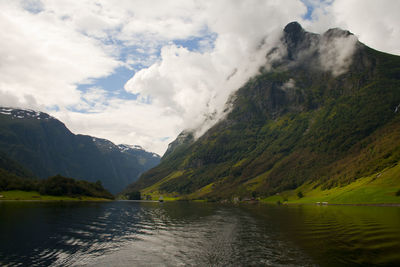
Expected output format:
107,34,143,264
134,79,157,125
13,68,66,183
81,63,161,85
77,66,138,100
173,32,217,52
74,29,217,114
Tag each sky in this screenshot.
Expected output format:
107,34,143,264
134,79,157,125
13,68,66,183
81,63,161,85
0,0,399,155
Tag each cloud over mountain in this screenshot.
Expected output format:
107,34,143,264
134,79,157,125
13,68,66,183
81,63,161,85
0,0,399,154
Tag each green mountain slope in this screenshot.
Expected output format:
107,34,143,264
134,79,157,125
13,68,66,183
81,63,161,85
124,22,400,202
0,151,35,179
0,108,160,194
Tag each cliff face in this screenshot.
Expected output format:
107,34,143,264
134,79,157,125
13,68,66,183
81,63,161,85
124,22,400,200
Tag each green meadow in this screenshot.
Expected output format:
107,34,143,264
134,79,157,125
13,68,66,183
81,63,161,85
0,190,112,201
262,163,400,204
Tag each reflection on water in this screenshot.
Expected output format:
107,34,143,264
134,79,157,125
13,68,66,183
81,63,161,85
0,201,399,266
242,205,400,266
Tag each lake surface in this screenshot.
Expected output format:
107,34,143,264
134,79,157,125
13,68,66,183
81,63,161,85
0,201,399,266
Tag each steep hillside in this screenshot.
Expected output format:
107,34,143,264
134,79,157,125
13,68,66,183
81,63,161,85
125,22,400,202
0,151,35,179
0,107,160,193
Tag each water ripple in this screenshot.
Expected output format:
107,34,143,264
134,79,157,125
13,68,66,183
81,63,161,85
1,202,399,266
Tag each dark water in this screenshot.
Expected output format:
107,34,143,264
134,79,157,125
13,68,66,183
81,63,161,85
0,201,399,266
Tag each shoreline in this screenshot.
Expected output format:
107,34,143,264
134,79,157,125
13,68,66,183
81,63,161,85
2,193,399,206
267,201,400,207
0,199,113,202
0,190,113,202
119,198,400,207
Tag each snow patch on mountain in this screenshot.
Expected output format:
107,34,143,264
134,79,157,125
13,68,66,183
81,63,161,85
1,106,161,159
92,139,160,158
118,144,144,152
118,144,160,158
0,107,54,120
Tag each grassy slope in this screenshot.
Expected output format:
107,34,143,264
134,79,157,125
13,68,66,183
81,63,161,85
262,163,400,204
0,190,112,201
138,163,400,203
139,171,183,200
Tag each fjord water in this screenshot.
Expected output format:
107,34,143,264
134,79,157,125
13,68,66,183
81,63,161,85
0,202,399,266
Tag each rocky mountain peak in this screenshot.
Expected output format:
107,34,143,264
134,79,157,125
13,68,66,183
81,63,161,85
282,22,318,61
283,21,304,40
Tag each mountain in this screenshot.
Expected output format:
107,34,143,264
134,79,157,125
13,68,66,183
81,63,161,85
0,151,35,179
124,22,400,202
0,107,160,194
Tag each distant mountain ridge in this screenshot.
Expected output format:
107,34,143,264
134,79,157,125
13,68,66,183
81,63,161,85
124,22,400,201
0,107,160,194
0,107,56,120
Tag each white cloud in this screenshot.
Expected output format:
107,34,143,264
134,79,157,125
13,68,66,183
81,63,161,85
303,0,400,55
0,0,120,107
1,0,400,155
125,0,307,139
52,99,182,155
282,79,296,92
0,90,43,111
319,30,358,76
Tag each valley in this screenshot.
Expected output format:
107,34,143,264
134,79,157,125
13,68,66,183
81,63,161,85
1,2,400,265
